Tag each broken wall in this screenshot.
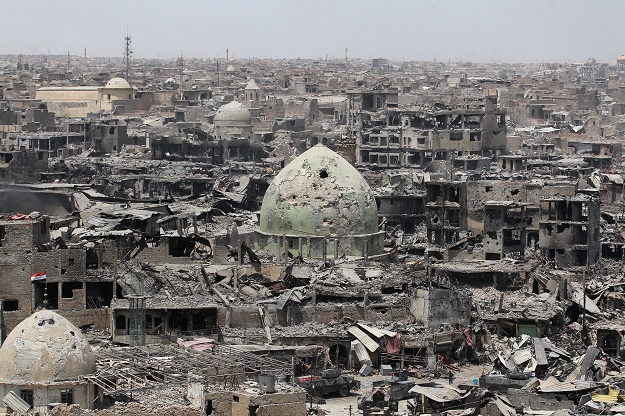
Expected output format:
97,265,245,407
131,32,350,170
409,288,471,327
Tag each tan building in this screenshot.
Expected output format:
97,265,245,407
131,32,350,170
36,77,134,117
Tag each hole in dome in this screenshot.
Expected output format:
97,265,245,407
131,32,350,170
319,170,328,178
70,331,75,336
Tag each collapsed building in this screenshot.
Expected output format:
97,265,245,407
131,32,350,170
3,51,625,415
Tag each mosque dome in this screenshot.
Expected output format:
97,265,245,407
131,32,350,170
0,310,96,384
260,145,379,237
214,101,252,125
104,77,132,89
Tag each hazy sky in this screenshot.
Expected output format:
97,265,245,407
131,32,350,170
2,0,624,63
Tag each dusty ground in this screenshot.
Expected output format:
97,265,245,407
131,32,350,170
315,364,491,415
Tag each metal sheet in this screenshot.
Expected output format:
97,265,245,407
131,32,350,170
3,391,30,413
569,283,601,314
533,338,548,366
493,397,516,416
351,340,372,366
357,322,397,338
511,348,532,365
539,376,597,393
347,326,379,352
408,383,470,403
579,347,601,381
542,339,571,358
358,322,385,338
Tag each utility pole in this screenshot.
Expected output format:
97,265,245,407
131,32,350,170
178,55,185,100
582,269,588,346
124,35,133,85
216,58,220,87
345,47,348,74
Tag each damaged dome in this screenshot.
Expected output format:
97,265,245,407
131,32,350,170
260,144,379,237
0,310,96,384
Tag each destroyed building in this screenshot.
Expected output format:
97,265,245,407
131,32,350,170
4,48,625,416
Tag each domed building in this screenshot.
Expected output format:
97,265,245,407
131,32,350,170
256,145,384,258
211,101,261,163
36,77,135,117
102,77,134,103
214,101,252,139
0,310,96,413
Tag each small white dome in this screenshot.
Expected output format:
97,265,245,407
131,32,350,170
214,101,252,124
105,77,132,89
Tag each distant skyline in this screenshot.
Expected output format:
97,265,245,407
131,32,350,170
2,0,624,63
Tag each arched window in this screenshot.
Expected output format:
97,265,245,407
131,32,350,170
115,314,127,330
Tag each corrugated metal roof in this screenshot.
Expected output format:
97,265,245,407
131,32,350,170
565,367,581,382
3,391,31,413
493,397,516,416
347,326,379,352
110,209,158,220
408,383,470,402
357,322,385,338
539,376,597,393
591,386,623,403
511,348,532,365
351,340,372,366
357,322,397,338
579,347,601,381
542,339,571,358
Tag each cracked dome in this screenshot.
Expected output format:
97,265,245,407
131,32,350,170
0,310,96,384
260,145,379,237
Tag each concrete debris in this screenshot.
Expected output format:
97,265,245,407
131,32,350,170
3,49,625,416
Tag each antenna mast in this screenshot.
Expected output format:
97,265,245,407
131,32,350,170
124,34,133,85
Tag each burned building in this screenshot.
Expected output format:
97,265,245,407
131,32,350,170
483,201,528,260
539,194,600,268
425,180,467,261
90,119,129,153
356,92,506,168
0,148,48,182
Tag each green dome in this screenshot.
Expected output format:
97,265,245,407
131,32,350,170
260,145,379,237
